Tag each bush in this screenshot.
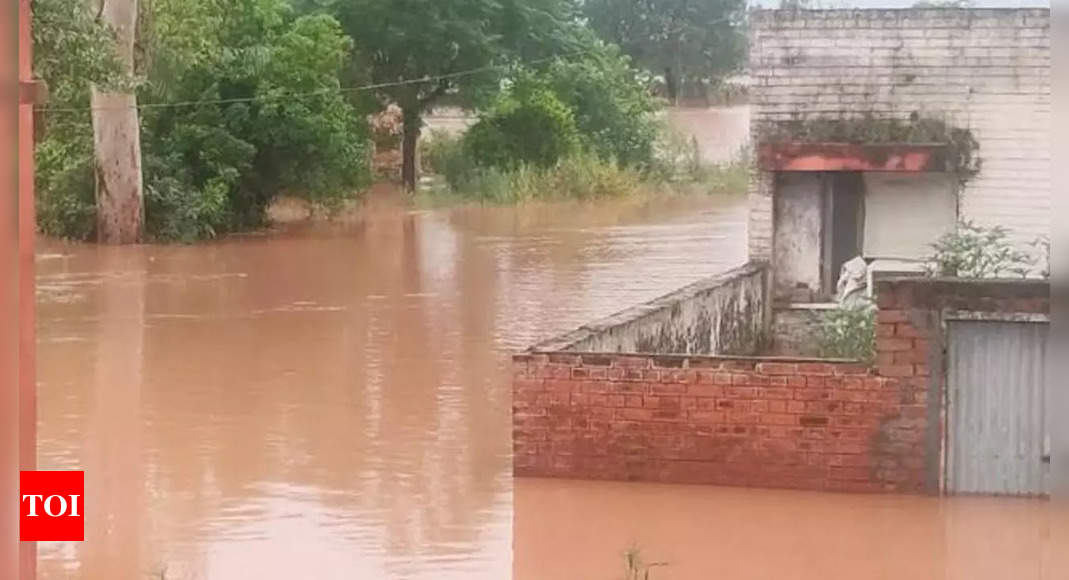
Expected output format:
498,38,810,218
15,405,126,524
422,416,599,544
423,130,479,190
465,86,579,171
138,7,371,240
925,221,1035,278
35,130,98,241
535,40,660,168
816,304,876,364
422,147,643,205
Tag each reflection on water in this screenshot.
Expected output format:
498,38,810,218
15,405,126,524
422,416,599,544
35,194,746,579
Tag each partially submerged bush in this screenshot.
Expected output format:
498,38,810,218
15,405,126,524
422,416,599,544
423,130,479,191
817,304,876,364
465,85,579,170
425,149,643,205
925,221,1036,278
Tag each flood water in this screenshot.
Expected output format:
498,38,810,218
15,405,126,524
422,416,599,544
33,192,1060,579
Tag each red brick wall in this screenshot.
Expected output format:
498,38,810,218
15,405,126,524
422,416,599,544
513,353,927,493
513,278,1049,494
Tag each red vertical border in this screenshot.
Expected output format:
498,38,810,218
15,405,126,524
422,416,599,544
17,0,37,577
1,0,20,576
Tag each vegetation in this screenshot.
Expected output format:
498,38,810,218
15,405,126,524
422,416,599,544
925,221,1037,279
31,0,123,240
32,0,748,242
423,139,643,204
140,0,370,240
465,84,580,170
582,0,746,102
328,0,580,190
534,38,661,168
623,546,667,580
34,0,370,242
816,304,877,364
423,122,747,206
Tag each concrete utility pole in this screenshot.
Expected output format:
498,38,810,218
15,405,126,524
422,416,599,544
91,0,144,244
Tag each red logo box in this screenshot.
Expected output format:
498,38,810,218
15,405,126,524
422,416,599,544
20,471,84,541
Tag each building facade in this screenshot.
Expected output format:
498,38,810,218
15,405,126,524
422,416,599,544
748,8,1050,301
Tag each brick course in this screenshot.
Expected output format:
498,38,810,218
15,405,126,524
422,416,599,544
513,353,927,493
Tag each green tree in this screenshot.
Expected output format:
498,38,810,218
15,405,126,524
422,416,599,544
582,0,746,102
535,37,659,168
32,0,123,239
330,0,578,191
138,0,370,239
33,0,370,241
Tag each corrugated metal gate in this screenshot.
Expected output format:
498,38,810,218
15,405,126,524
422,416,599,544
947,320,1050,496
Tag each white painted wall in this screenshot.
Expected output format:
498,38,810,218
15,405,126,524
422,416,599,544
748,8,1051,264
863,173,958,260
773,173,823,298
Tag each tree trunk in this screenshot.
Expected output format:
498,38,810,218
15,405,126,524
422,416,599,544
91,0,143,244
401,107,422,192
664,66,678,104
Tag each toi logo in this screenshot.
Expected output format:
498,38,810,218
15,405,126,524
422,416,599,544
20,471,84,541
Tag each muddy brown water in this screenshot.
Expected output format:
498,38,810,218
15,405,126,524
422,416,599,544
34,193,1060,579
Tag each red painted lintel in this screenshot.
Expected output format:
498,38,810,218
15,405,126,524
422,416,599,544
758,142,950,172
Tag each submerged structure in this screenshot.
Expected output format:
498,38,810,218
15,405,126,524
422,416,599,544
513,7,1051,496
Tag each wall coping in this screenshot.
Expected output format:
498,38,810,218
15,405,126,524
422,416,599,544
515,351,865,368
876,276,1050,296
751,7,1051,17
526,261,767,353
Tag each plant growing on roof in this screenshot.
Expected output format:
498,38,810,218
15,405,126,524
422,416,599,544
757,113,981,183
925,221,1036,279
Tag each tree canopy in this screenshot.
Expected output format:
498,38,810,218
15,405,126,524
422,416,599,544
327,0,580,189
582,0,746,101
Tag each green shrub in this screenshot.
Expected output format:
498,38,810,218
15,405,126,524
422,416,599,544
817,305,876,364
422,148,643,205
137,7,371,240
35,129,98,241
423,130,480,191
925,221,1035,278
536,40,660,168
465,86,579,170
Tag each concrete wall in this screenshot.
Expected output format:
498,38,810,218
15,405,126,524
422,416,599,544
771,306,826,357
748,8,1051,262
533,263,769,356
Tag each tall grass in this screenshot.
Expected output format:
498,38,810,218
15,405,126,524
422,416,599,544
421,129,748,205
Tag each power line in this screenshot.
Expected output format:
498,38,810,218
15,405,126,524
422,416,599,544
34,49,596,114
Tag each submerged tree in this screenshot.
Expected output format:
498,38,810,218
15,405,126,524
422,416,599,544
90,0,144,244
582,0,746,102
330,0,579,191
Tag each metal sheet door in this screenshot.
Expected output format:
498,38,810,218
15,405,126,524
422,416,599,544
947,320,1049,496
